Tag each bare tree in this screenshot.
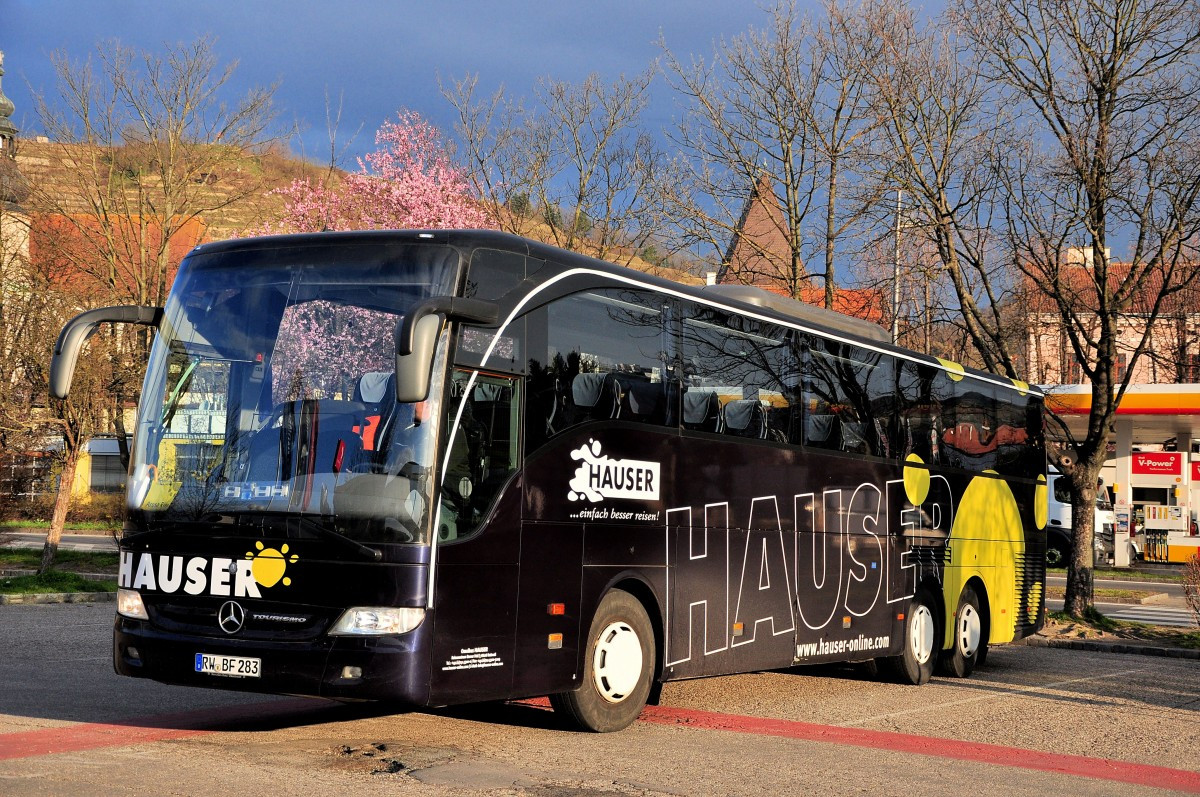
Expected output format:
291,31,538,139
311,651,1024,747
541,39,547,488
25,36,279,569
953,0,1200,613
31,36,278,308
0,187,121,572
658,0,884,303
810,0,891,308
443,70,669,265
659,2,818,294
868,1,1026,376
0,154,50,518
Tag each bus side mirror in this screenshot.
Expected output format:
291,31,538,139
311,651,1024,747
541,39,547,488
394,313,443,403
50,305,163,400
393,296,499,403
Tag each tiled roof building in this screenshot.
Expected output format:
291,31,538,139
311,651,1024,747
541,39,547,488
718,172,884,325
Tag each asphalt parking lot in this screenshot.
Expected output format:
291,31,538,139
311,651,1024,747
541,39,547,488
1,602,1198,796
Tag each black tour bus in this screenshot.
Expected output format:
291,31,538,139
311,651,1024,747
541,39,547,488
50,230,1047,732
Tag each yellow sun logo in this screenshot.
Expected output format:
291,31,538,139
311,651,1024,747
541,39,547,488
245,541,299,588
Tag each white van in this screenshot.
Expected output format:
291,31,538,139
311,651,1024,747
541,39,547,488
1045,470,1116,566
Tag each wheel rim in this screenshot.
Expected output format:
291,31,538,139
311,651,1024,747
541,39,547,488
956,603,981,657
1046,547,1062,566
909,604,935,665
591,620,643,703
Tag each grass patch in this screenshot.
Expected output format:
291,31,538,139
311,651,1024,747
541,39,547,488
0,571,117,595
0,550,119,572
1045,609,1200,649
1045,586,1156,601
0,520,119,531
1047,567,1182,583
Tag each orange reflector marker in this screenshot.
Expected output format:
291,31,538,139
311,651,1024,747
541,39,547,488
897,613,905,621
732,622,744,637
548,633,563,650
547,603,565,616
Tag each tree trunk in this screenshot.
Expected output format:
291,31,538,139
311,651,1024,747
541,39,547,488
114,409,131,470
40,449,79,575
1062,465,1100,616
824,158,838,311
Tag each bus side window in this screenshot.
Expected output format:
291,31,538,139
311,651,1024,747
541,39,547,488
942,381,1000,471
439,371,520,543
800,340,894,457
804,411,837,447
899,362,942,463
862,351,898,458
538,289,675,436
799,343,847,452
679,304,790,442
570,371,620,423
722,398,768,439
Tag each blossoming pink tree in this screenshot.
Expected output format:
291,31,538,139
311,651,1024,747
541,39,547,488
258,111,496,399
263,109,494,233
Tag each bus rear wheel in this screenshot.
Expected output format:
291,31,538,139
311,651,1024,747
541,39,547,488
941,585,984,678
550,589,655,732
883,588,937,685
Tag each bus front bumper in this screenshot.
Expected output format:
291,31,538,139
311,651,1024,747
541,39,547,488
113,617,432,704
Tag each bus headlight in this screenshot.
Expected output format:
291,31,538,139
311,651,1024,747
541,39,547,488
116,589,149,620
329,607,425,636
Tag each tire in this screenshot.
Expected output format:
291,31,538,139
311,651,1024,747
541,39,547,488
941,586,984,678
1045,537,1067,567
550,589,655,732
883,588,938,685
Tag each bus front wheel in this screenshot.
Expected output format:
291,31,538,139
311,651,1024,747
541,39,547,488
550,589,655,733
884,588,937,685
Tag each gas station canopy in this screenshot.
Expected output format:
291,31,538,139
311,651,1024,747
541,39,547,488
1044,384,1200,565
1044,384,1200,444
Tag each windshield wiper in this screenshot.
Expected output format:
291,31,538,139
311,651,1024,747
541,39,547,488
298,516,383,562
161,358,199,428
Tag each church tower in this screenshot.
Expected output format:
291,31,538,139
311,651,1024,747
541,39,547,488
0,51,17,158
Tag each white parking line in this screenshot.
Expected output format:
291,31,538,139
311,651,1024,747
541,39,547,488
837,668,1146,727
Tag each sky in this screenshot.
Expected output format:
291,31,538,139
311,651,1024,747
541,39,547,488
2,0,769,166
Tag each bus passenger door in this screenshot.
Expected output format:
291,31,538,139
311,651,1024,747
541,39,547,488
427,371,523,704
511,522,583,697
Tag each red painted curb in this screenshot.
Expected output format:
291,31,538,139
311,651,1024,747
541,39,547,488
638,704,1200,793
0,699,322,761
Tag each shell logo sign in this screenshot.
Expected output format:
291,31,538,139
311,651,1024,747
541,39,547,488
1132,453,1183,476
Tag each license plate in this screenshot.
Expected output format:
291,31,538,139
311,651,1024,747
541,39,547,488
195,653,261,678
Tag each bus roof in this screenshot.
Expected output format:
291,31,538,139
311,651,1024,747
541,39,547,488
186,229,1040,398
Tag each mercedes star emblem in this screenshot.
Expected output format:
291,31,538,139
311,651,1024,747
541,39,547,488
218,600,246,635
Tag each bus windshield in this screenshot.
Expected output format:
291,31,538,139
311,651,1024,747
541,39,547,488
127,240,460,546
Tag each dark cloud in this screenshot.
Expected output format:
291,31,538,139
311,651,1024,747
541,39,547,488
2,0,759,164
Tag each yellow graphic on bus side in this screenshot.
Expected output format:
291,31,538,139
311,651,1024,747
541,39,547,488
935,358,966,381
903,453,930,505
945,472,1025,646
1034,474,1048,529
